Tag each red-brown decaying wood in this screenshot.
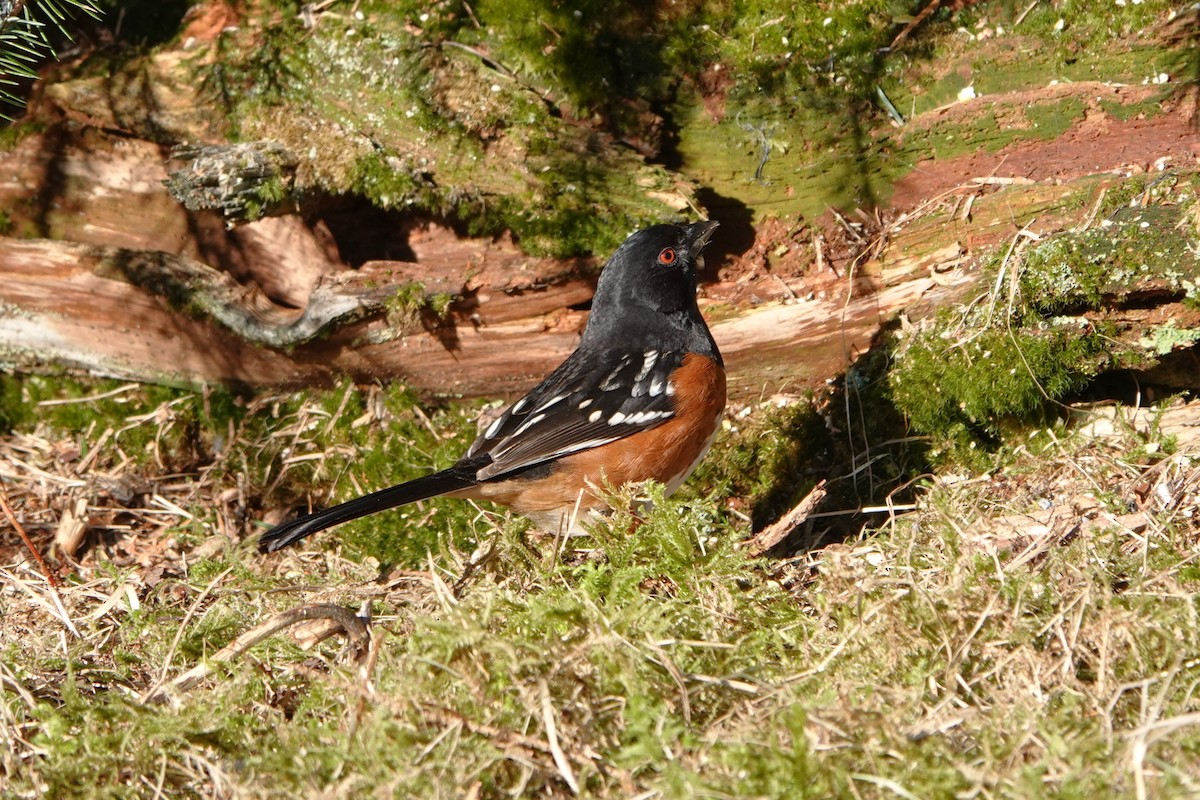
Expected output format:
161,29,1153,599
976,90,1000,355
0,235,976,399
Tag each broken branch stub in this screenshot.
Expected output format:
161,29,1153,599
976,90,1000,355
165,141,300,225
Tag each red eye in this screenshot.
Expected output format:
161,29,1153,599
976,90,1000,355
657,247,677,265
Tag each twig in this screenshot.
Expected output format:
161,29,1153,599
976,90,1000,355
53,496,88,558
1014,0,1040,28
320,382,356,438
875,85,905,125
420,702,614,783
736,113,773,184
35,382,139,407
143,603,370,704
149,565,237,697
814,233,834,277
461,0,481,28
1078,186,1108,232
438,39,518,80
1128,711,1200,800
772,273,798,301
853,773,922,800
969,176,1034,186
804,503,919,520
0,481,57,588
540,680,580,795
642,639,692,724
890,0,943,50
959,192,976,222
0,564,81,637
349,601,382,737
740,480,828,556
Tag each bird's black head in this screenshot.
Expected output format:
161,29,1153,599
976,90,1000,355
586,220,719,326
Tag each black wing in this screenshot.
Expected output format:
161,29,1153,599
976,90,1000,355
464,347,682,481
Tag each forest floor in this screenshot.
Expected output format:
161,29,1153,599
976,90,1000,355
3,2,1200,798
1,359,1198,798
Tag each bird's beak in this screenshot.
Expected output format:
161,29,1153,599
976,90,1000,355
686,219,720,252
685,219,719,277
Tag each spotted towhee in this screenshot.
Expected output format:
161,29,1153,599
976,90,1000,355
258,220,725,553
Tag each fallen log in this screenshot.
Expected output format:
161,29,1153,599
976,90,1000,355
0,234,977,399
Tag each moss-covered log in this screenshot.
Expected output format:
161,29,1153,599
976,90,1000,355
0,0,1196,404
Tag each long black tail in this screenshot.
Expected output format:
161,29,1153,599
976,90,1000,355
258,465,478,553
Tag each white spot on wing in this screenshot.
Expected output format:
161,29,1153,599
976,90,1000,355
649,377,665,396
532,393,567,415
626,409,671,424
578,398,593,409
601,408,671,427
513,412,547,436
600,355,632,391
588,410,602,423
478,433,622,480
635,350,658,382
484,414,505,440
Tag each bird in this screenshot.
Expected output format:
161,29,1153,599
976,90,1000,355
258,219,726,553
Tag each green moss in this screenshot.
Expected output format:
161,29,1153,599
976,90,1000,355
35,0,1190,264
1098,175,1152,217
1099,92,1168,122
7,365,1200,797
0,119,42,151
888,179,1200,463
239,174,291,221
1184,279,1200,311
348,153,440,213
1021,204,1200,314
383,281,432,335
434,0,707,135
1023,96,1087,138
993,0,1175,49
0,373,30,431
0,372,251,476
692,345,932,534
200,7,311,115
695,399,837,530
890,319,1111,453
200,5,694,258
888,94,1087,178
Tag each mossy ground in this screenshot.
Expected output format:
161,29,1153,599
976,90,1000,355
2,367,1199,798
197,2,697,258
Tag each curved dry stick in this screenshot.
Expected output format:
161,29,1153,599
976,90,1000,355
0,481,57,588
143,603,370,705
741,479,828,556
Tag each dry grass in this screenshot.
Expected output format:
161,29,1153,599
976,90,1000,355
1,377,1199,798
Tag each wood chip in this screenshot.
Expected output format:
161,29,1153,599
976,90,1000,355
53,497,90,558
